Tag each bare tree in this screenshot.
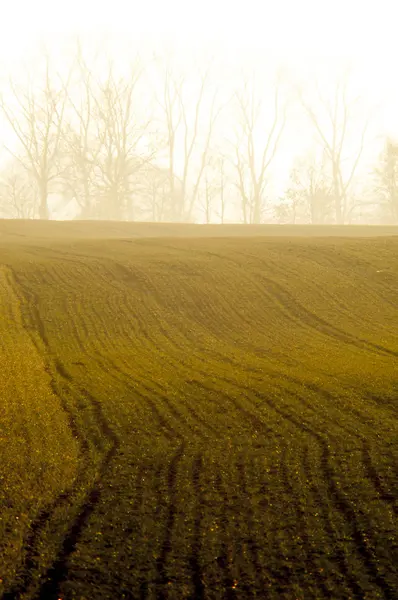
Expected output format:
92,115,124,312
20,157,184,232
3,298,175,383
214,155,228,224
0,160,37,218
92,58,155,220
62,45,155,221
281,151,334,224
136,163,175,222
229,72,287,224
0,52,71,219
157,63,182,219
155,56,223,221
371,138,398,223
198,154,231,224
61,40,102,218
297,71,370,224
197,174,216,224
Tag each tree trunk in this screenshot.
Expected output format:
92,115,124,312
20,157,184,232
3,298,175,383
38,182,49,220
252,190,261,224
332,164,343,224
82,177,92,218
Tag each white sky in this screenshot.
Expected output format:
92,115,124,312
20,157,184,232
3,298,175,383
1,0,395,56
0,0,397,197
1,0,396,130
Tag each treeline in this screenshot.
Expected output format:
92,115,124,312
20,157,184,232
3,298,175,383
0,40,396,224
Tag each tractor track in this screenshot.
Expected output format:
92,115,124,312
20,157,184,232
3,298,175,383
4,267,120,600
2,236,398,599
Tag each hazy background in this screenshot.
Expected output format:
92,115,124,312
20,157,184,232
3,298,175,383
0,0,396,223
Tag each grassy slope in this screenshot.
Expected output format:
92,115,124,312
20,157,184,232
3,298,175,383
0,268,79,593
0,228,397,599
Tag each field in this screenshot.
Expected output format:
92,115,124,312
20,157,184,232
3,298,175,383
0,221,397,600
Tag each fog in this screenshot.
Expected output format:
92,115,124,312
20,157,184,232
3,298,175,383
0,0,397,224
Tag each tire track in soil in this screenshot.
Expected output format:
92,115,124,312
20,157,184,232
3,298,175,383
189,379,277,438
33,383,120,600
111,291,293,443
261,377,398,510
91,354,183,442
136,380,204,442
237,374,378,598
265,251,394,337
186,346,398,597
319,442,397,600
285,380,398,576
299,429,396,598
154,442,186,600
212,248,398,360
61,288,179,446
260,273,395,359
133,364,221,440
96,344,215,441
300,444,362,598
234,455,270,595
213,473,236,600
365,393,398,426
1,270,94,600
258,271,398,360
103,289,226,440
44,263,90,353
215,369,368,453
7,245,395,598
53,359,107,453
188,453,205,600
103,462,147,599
5,267,121,600
105,258,350,445
228,377,397,600
297,242,398,319
289,401,398,598
328,421,398,517
136,462,164,600
284,451,337,598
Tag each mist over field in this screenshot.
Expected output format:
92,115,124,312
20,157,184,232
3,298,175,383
0,1,397,225
0,2,398,599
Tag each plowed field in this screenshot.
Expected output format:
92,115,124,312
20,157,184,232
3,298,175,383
0,223,397,599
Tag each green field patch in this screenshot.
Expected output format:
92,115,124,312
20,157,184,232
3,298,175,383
0,229,397,599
